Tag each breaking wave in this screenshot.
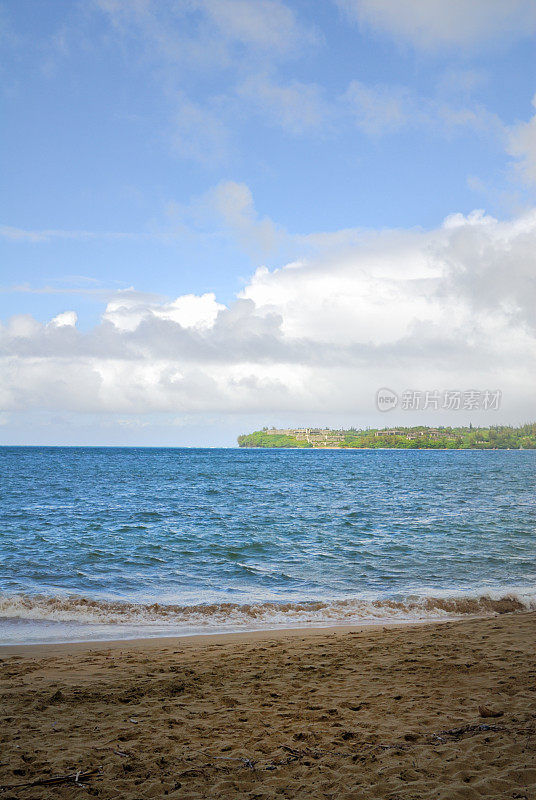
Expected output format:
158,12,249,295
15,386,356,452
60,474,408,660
1,589,534,634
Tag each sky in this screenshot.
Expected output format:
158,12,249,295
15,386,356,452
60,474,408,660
1,0,535,446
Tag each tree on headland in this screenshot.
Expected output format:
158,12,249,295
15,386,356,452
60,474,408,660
237,424,536,449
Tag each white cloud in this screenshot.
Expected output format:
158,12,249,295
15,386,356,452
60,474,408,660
171,94,231,166
207,180,285,257
46,0,506,170
437,69,487,99
233,72,504,145
92,0,317,166
162,180,288,259
49,311,78,328
344,80,410,135
5,314,42,338
1,205,534,423
238,74,327,134
197,0,316,56
94,0,315,65
342,81,505,140
337,0,536,51
508,95,536,185
0,225,136,242
103,291,225,332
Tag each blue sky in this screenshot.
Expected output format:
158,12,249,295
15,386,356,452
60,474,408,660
1,0,536,444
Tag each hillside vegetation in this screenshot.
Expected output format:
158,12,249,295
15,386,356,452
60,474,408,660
238,424,536,449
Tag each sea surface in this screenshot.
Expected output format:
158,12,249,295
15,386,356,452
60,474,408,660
0,447,535,645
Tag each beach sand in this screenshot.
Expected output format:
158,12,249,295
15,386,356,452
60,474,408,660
1,612,534,799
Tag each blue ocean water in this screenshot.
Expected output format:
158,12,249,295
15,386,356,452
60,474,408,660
0,447,535,644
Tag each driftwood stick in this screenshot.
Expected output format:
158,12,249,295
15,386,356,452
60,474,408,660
186,721,509,777
0,767,102,791
212,756,257,770
432,723,504,739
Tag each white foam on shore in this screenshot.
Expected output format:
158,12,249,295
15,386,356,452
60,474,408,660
0,588,535,645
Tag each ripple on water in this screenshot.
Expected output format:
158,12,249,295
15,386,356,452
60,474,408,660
0,448,534,634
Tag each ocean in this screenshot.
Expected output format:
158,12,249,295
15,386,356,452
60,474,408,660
1,446,534,645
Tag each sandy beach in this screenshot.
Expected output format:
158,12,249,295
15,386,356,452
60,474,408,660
0,612,534,799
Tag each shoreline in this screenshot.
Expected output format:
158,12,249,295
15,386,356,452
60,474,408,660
2,587,534,650
1,611,534,798
0,614,473,657
237,446,533,450
1,444,534,450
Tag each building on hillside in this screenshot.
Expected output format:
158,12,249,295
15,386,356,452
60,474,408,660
267,428,345,446
375,428,453,441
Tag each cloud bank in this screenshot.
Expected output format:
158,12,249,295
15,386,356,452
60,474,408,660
1,207,535,425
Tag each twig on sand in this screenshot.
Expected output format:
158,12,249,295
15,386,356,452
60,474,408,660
188,721,509,776
0,767,102,791
431,723,504,742
212,756,258,770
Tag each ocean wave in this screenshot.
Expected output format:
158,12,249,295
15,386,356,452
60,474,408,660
0,589,535,631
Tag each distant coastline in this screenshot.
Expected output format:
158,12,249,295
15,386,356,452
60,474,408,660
238,424,536,450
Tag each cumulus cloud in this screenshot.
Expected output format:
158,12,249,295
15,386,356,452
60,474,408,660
103,291,225,332
49,311,78,328
337,0,536,51
1,206,534,422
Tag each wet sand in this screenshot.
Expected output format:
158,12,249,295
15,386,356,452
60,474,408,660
1,612,535,799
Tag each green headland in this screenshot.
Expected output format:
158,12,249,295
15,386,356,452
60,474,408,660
237,424,536,449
